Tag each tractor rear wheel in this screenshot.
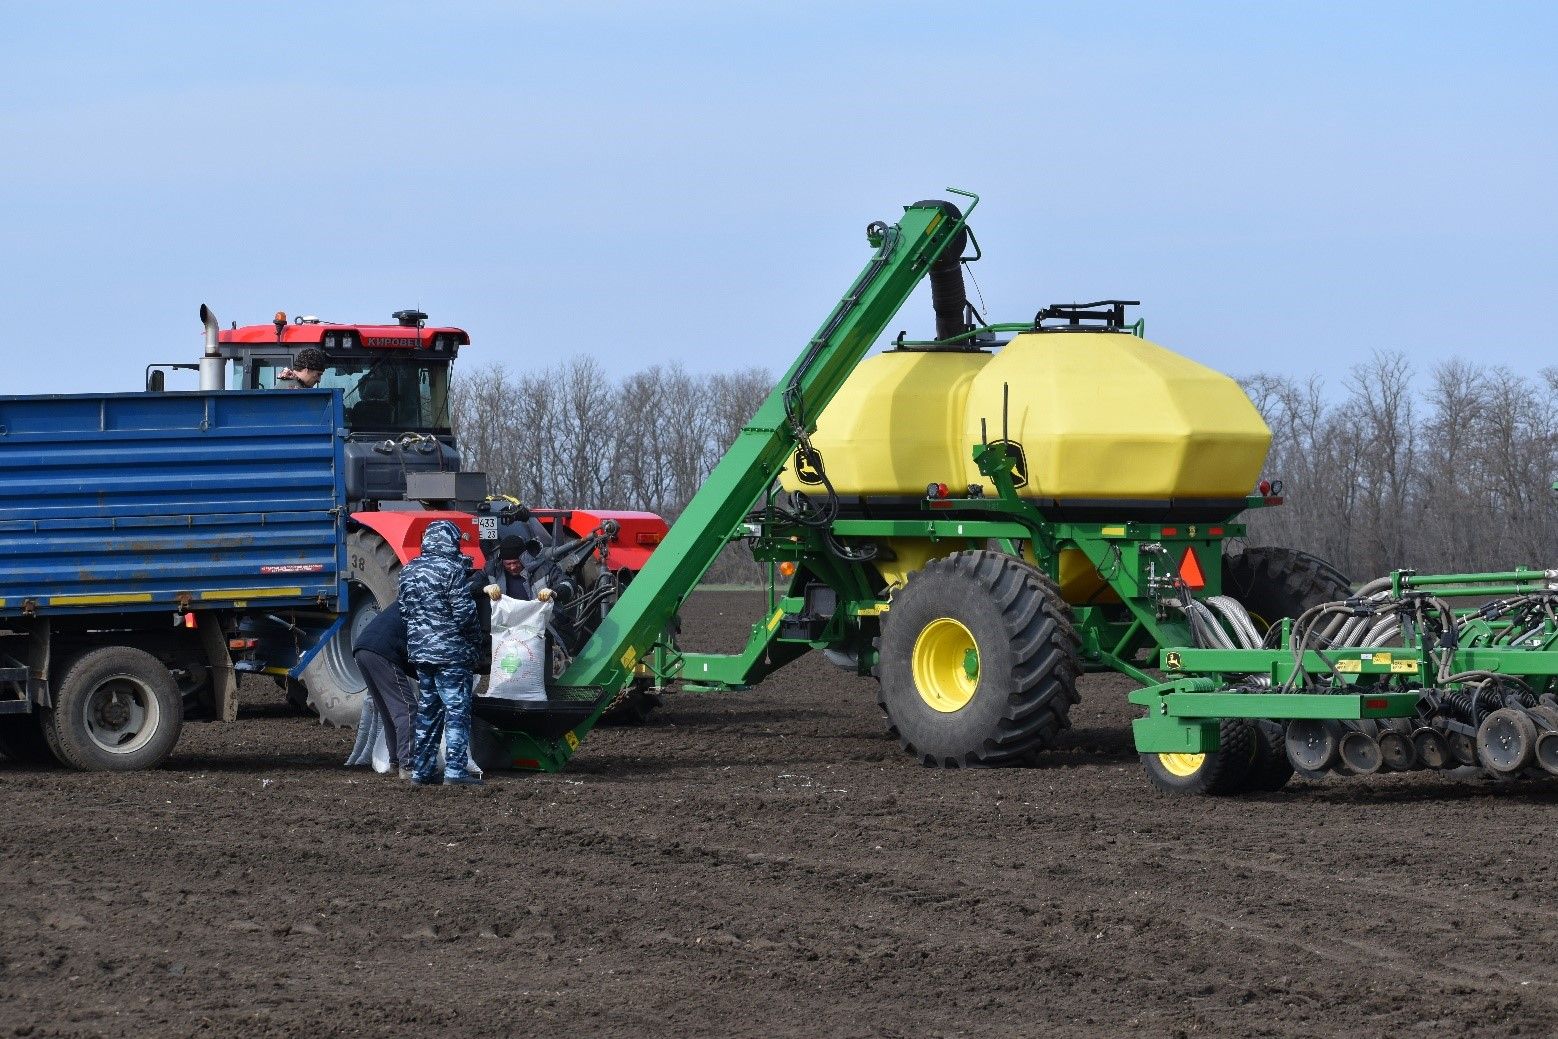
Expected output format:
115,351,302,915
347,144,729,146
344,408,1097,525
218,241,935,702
1222,546,1352,639
302,529,402,727
1140,718,1256,796
877,550,1079,767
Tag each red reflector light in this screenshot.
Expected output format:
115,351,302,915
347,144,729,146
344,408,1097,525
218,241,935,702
1161,527,1178,537
1208,526,1224,536
227,638,258,651
1364,698,1390,710
1259,479,1272,495
636,531,663,546
183,612,197,628
1178,547,1206,589
512,758,541,769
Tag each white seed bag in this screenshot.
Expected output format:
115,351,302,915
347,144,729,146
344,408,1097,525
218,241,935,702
485,595,552,701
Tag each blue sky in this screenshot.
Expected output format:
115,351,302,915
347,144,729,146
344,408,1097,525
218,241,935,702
3,2,1554,395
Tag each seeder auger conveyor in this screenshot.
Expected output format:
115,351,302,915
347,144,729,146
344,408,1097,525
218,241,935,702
477,190,1558,795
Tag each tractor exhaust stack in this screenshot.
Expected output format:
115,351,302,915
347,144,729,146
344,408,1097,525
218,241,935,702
199,304,225,391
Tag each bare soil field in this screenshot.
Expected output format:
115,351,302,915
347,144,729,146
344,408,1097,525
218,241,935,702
3,589,1557,1039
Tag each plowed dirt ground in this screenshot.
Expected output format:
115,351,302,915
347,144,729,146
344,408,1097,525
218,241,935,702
4,590,1557,1038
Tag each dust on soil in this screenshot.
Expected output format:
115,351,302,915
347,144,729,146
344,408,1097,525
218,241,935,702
3,590,1557,1039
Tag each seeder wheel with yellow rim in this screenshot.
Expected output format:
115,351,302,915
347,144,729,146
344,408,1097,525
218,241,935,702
910,618,980,713
877,550,1079,768
1139,720,1256,796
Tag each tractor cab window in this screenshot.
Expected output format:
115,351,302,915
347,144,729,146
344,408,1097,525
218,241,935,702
254,357,452,433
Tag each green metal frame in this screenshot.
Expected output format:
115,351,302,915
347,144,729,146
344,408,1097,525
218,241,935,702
492,191,984,770
487,190,1558,777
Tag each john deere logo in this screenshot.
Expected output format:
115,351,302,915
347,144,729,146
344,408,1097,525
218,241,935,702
1164,651,1182,670
793,449,824,485
989,439,1029,488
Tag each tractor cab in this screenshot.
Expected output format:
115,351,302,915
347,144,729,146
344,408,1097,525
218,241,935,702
219,309,465,437
216,309,471,508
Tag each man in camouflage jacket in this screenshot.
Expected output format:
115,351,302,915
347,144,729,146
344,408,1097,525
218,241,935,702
400,520,484,786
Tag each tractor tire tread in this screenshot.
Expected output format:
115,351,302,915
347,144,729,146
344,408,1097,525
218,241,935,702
877,550,1080,768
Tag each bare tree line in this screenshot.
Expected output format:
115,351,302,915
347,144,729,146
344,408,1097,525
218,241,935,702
450,359,773,583
1242,353,1558,580
452,351,1558,587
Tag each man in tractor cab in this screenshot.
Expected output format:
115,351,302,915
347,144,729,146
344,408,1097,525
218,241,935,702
400,520,484,787
485,535,538,600
276,347,329,388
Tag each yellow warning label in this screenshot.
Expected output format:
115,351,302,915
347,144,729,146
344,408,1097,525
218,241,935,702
1101,526,1127,537
564,731,580,751
620,645,638,670
924,211,944,235
1336,659,1362,673
1370,652,1393,666
766,608,785,632
1391,659,1420,674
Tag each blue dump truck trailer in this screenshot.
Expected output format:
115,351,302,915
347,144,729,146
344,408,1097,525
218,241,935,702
0,390,348,769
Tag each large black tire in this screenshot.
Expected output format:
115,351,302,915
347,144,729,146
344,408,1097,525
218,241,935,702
1140,718,1256,796
41,646,183,771
1222,546,1352,638
0,713,58,766
1215,546,1348,792
877,550,1079,768
1247,719,1295,792
302,529,402,727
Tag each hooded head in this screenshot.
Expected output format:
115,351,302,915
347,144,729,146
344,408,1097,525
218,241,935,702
420,519,464,560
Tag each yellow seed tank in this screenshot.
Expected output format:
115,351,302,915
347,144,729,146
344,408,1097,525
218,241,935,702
776,328,1271,597
778,330,1269,502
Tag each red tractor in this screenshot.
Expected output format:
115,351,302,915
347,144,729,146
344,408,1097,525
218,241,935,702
151,306,668,725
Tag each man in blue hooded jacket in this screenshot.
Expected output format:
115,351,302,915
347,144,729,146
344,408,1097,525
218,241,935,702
399,520,484,786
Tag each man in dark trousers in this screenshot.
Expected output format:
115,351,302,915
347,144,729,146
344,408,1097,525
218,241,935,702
399,520,484,787
352,603,418,779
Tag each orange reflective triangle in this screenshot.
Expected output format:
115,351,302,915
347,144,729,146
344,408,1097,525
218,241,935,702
1178,546,1206,589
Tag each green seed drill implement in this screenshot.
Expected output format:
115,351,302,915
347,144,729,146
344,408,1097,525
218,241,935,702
476,191,1558,794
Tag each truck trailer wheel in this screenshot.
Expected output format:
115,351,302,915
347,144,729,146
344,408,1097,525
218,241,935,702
42,646,183,771
303,530,401,727
877,550,1079,767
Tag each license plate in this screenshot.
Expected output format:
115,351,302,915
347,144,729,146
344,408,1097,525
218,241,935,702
476,515,498,540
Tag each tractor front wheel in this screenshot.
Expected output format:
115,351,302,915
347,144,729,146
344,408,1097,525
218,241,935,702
877,550,1079,767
